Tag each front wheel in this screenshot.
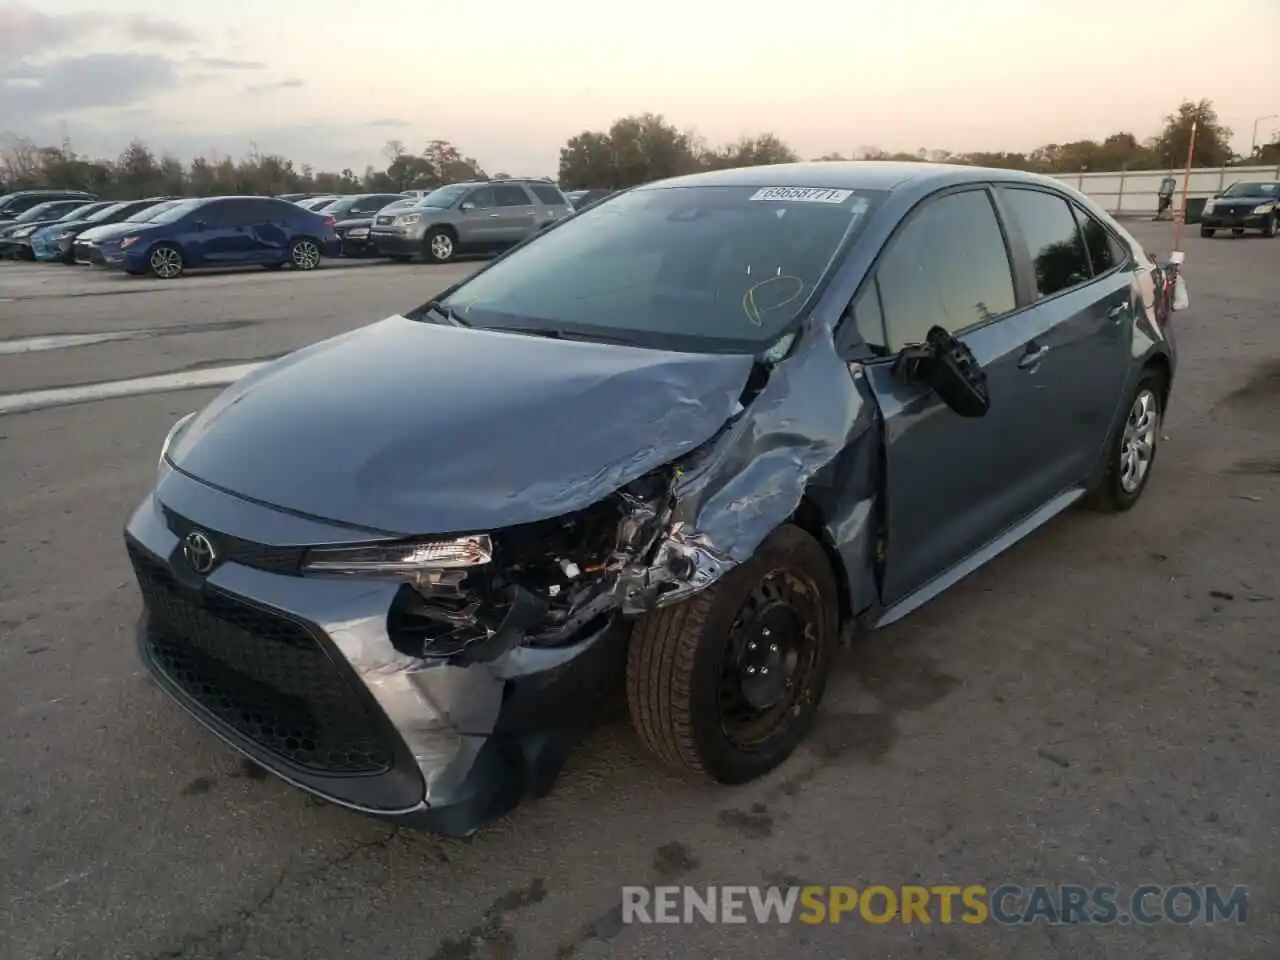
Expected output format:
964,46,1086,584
1084,373,1164,513
147,243,184,280
626,525,839,784
289,238,322,271
1264,213,1278,238
423,227,457,264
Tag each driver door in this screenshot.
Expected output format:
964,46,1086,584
857,186,1052,605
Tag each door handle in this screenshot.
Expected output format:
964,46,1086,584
1017,344,1050,369
489,213,501,218
1107,304,1126,322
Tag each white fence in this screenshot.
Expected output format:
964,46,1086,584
1050,164,1280,216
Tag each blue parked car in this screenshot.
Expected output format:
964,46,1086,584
97,195,341,279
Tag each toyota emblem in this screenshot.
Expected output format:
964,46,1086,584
182,531,217,574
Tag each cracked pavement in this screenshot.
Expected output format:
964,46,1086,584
1,226,1277,959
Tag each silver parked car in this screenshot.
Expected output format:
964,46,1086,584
371,179,573,263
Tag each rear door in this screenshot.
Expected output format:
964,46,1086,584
995,186,1134,489
857,186,1054,603
491,184,537,242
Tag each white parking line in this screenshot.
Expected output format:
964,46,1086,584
0,330,164,355
0,362,264,416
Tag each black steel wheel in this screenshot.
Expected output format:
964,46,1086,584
627,525,838,784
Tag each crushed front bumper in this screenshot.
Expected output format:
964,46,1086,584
125,465,627,834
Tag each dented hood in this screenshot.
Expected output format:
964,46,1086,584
167,315,754,534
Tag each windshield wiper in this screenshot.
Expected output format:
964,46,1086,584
418,299,470,327
488,324,638,346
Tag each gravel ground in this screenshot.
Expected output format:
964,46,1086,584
1,228,1276,960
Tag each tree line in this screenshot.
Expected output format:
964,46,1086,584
2,98,1273,199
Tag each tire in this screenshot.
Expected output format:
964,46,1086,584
1200,227,1215,238
423,227,457,264
387,254,412,263
1264,213,1278,239
288,237,322,271
1084,372,1164,513
147,243,184,280
626,525,839,784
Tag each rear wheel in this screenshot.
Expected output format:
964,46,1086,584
1200,226,1215,238
1085,372,1164,513
626,525,838,784
147,243,184,280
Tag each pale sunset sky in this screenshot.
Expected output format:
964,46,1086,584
2,0,1278,177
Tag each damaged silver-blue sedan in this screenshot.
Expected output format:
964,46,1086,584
125,162,1184,834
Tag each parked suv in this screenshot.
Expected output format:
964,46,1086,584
94,195,341,279
372,179,573,263
0,189,97,221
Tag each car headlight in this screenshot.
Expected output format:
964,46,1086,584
1202,201,1216,214
119,236,139,248
395,214,420,226
158,412,196,471
1252,203,1275,214
303,535,493,585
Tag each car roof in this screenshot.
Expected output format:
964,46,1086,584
647,160,1062,193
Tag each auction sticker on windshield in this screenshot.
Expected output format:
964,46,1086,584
749,187,853,204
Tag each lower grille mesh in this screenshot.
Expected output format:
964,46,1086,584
129,544,393,776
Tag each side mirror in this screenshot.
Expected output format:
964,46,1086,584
893,326,990,418
459,202,475,213
1212,192,1223,199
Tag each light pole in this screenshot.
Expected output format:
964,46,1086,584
1250,114,1279,158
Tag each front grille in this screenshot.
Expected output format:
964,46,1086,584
161,506,305,575
129,543,394,776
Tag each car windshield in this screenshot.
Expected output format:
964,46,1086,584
127,200,182,222
418,184,472,208
146,198,204,224
1221,181,1279,198
85,202,129,222
53,203,96,221
13,202,65,222
440,184,881,352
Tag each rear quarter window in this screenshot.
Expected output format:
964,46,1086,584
529,184,568,205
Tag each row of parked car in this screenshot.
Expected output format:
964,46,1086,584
0,183,615,279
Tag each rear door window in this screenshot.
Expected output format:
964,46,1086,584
1001,188,1093,297
1071,205,1129,277
874,189,1017,352
493,185,532,207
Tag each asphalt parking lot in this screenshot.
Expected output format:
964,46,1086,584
1,228,1277,960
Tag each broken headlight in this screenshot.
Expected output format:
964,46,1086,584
302,535,493,586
